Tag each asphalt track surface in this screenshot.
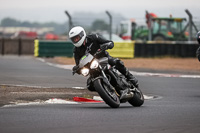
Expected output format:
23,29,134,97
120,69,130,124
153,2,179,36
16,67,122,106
0,56,200,133
0,56,86,88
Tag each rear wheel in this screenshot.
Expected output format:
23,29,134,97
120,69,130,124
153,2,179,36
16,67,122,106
93,79,120,108
128,87,144,107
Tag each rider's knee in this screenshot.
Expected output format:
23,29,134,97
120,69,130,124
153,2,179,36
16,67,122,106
115,59,124,67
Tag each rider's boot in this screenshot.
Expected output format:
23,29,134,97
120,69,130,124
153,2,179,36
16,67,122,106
125,71,139,88
114,60,138,100
114,59,139,88
120,71,138,101
119,66,139,88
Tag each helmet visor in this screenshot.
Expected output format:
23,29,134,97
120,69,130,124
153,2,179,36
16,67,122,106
70,31,84,43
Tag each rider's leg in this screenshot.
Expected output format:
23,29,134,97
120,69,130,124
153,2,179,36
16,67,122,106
108,56,139,88
108,56,136,100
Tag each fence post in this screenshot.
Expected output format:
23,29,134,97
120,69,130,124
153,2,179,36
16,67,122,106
106,11,112,40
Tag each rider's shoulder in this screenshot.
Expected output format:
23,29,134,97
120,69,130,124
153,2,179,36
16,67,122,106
73,47,77,53
87,33,100,40
73,45,82,53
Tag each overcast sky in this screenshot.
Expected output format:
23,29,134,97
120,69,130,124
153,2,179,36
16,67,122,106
0,0,199,23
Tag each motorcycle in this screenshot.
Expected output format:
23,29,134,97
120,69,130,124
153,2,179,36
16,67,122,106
73,51,144,108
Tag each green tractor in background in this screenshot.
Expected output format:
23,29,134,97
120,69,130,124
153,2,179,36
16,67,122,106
119,13,189,41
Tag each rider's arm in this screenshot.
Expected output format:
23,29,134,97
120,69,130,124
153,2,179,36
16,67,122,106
95,34,114,50
73,48,80,66
101,42,114,50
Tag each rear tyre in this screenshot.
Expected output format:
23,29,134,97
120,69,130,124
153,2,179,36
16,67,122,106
128,87,144,107
94,79,120,108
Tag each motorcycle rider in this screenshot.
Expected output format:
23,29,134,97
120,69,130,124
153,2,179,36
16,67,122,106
196,31,200,62
69,26,138,100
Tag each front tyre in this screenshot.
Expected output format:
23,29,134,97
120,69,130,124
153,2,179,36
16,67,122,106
128,87,144,107
93,79,120,108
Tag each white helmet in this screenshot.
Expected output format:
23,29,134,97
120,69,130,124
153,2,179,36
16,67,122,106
69,26,86,47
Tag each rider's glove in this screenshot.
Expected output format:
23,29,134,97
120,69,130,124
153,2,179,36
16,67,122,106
72,65,79,72
72,65,79,75
100,42,113,51
100,43,108,51
96,42,113,56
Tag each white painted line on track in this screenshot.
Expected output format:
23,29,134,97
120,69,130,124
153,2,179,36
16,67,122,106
44,98,80,104
0,84,52,88
130,71,200,78
72,87,86,89
36,58,46,62
3,102,42,107
2,94,155,108
3,99,80,108
1,84,87,90
37,58,200,79
143,95,155,100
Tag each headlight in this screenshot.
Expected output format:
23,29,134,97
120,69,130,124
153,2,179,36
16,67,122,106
81,68,89,76
90,60,99,69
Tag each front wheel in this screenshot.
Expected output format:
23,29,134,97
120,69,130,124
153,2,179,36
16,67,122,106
93,79,120,108
128,87,144,107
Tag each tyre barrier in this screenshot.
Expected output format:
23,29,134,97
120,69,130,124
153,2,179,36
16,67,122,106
134,43,199,57
34,40,135,58
1,38,197,58
34,40,198,58
34,40,74,57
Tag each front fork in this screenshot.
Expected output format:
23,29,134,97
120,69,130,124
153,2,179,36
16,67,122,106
98,65,116,93
88,65,119,96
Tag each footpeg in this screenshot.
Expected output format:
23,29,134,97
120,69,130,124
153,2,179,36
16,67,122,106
120,89,134,101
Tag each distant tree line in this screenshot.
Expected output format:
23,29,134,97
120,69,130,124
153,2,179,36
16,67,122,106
0,17,109,35
0,17,68,34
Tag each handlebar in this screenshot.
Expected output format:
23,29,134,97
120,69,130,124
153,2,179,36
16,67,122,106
94,48,106,57
94,50,101,57
72,48,106,75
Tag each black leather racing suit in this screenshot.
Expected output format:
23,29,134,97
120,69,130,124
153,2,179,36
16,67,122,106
73,33,138,90
73,34,113,66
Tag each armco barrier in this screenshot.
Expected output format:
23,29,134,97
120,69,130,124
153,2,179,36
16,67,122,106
34,40,74,57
